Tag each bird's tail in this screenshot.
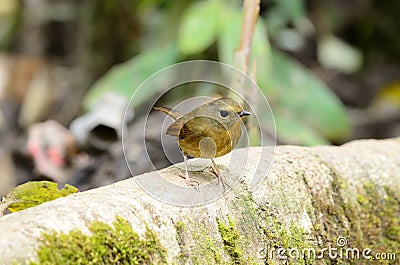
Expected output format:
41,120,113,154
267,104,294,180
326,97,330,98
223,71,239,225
153,106,183,121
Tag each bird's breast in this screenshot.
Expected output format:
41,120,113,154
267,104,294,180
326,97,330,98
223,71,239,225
178,119,242,159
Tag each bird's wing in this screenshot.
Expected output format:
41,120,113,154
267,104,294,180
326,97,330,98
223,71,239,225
153,106,183,121
166,119,185,137
167,117,206,139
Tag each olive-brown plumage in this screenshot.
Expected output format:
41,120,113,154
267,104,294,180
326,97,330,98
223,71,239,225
154,98,250,186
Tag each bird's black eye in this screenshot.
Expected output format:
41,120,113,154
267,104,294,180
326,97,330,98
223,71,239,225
220,110,229,117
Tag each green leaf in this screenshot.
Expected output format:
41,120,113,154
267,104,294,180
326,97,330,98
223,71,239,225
218,9,241,65
274,110,329,145
259,50,351,143
0,0,20,49
273,0,305,23
2,181,78,213
83,44,178,110
178,0,220,55
252,18,272,79
264,6,289,36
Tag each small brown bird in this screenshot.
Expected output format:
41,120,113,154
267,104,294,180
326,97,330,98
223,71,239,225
153,98,250,186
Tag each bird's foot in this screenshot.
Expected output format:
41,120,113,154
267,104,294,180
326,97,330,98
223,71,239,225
178,171,200,188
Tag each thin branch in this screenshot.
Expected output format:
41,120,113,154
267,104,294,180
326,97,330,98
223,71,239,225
233,0,261,145
236,0,260,75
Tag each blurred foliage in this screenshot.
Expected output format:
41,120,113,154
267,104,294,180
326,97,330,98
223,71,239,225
317,34,363,74
308,0,400,64
369,82,400,121
1,181,78,214
0,0,397,198
83,0,350,145
264,0,306,36
83,44,178,110
0,0,365,145
83,1,143,77
0,0,21,49
263,50,350,144
364,1,400,61
218,7,270,70
178,0,220,55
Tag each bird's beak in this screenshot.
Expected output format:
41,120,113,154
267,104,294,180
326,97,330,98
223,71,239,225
238,110,251,117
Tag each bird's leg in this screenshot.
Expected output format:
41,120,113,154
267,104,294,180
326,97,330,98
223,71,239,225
211,159,221,177
178,154,200,187
211,159,229,190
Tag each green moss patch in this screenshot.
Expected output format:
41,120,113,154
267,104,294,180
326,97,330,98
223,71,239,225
174,220,190,264
30,216,166,265
309,166,400,264
260,214,315,265
186,220,224,264
354,184,400,253
216,216,245,264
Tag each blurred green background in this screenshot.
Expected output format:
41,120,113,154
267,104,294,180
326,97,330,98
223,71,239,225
0,0,399,192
